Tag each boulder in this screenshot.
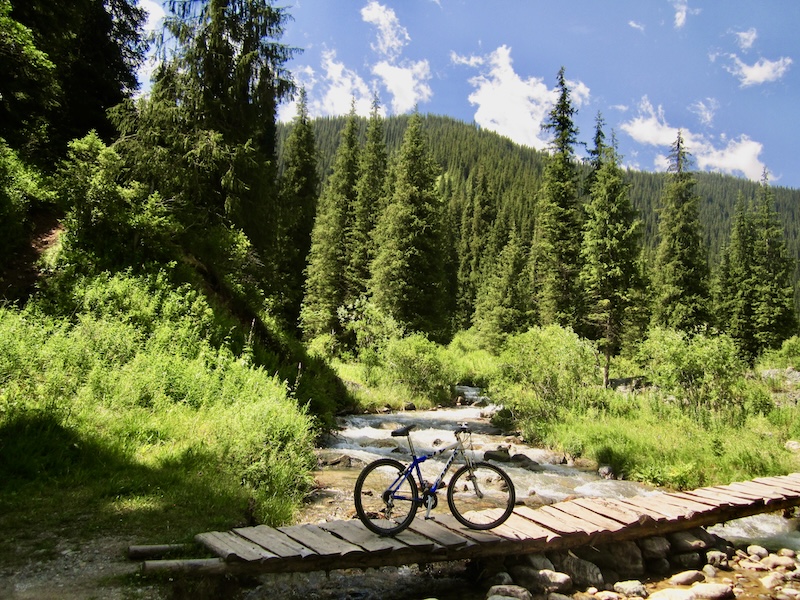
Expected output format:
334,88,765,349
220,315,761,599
746,544,769,559
485,447,511,462
638,536,671,559
670,552,702,570
668,570,705,586
523,553,555,571
575,541,644,577
486,584,533,600
558,553,604,589
648,589,694,600
688,583,735,599
762,554,797,570
668,531,708,553
613,580,648,597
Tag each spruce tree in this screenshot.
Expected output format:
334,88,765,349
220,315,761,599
751,171,797,353
532,67,584,330
279,88,319,325
300,107,360,340
369,113,449,341
652,130,710,331
348,98,387,302
580,142,642,386
473,227,526,351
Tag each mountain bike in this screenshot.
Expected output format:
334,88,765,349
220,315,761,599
353,423,515,536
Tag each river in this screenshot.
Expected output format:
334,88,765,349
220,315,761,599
247,389,800,600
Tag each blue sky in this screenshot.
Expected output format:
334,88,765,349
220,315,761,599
140,1,799,189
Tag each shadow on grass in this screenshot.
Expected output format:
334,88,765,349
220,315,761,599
0,410,253,545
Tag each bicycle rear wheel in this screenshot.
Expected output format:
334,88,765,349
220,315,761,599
446,461,515,529
354,458,418,536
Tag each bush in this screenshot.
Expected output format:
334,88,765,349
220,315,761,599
490,325,599,420
759,335,800,369
637,327,747,419
380,333,453,403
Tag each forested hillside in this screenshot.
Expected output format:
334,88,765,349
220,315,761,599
279,113,800,309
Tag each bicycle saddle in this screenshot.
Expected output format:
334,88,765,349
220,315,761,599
391,424,416,437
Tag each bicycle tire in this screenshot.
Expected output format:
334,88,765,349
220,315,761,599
354,458,419,536
446,461,515,530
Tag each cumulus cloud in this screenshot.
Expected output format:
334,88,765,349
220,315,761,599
361,1,410,60
689,97,719,127
671,0,700,29
138,0,164,33
278,49,374,121
734,27,757,51
724,54,793,87
620,96,765,181
455,45,590,151
360,2,433,114
372,60,432,114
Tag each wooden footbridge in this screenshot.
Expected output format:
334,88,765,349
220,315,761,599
136,473,800,576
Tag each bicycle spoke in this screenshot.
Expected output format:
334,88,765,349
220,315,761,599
447,462,515,529
354,458,418,536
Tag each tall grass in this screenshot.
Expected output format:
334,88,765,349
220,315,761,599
0,271,316,545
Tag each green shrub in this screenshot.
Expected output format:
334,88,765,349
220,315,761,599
759,335,800,369
380,333,453,403
491,325,599,420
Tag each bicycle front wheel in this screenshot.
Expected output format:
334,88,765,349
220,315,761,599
447,461,515,529
354,458,418,536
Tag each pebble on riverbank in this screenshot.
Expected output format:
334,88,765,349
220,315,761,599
459,526,800,600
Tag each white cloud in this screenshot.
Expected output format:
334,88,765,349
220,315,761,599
724,54,793,87
361,1,409,60
450,51,484,68
671,0,700,29
138,0,164,33
372,60,432,114
734,27,757,51
689,97,719,127
620,96,765,181
360,1,433,114
459,45,567,150
279,49,374,121
628,21,645,33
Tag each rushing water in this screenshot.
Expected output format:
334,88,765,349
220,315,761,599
247,389,800,600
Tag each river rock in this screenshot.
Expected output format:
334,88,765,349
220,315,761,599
762,554,797,569
575,541,644,577
594,591,621,600
547,594,573,600
645,558,672,575
511,454,542,471
557,553,604,589
648,590,692,600
485,447,511,462
523,553,554,571
668,570,705,586
760,571,786,589
747,544,769,559
484,571,515,587
705,550,729,569
639,536,671,559
670,552,702,570
737,558,769,571
688,582,735,599
486,584,533,600
508,566,572,594
613,580,648,597
668,531,708,553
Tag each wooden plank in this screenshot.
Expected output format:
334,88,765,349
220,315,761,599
654,494,719,514
569,497,654,527
407,518,472,549
685,488,763,507
538,505,605,535
753,476,800,494
722,481,788,501
615,496,682,520
195,531,277,563
432,514,505,546
317,521,407,554
515,505,590,537
550,501,628,532
392,525,439,551
472,511,551,543
783,473,800,487
235,525,316,559
279,524,365,558
665,491,721,508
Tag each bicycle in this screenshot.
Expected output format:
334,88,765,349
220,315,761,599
353,422,516,536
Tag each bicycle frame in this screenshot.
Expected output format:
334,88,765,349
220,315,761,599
385,432,475,519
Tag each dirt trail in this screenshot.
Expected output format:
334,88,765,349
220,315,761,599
1,209,63,304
